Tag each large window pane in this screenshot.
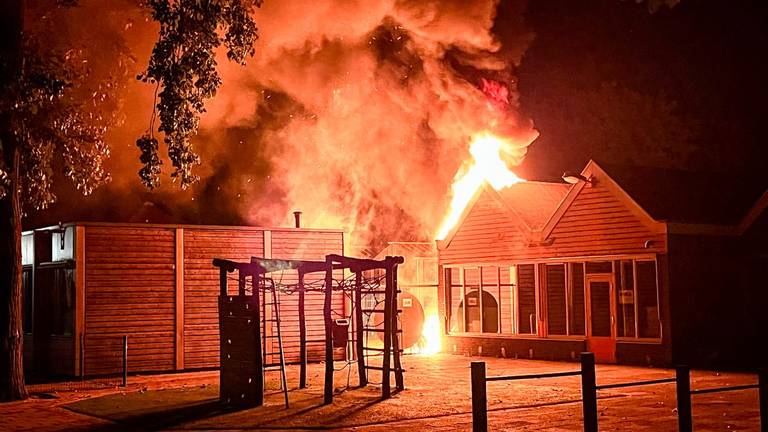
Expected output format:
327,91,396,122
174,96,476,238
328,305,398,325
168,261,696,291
569,263,585,336
22,267,33,334
546,264,567,335
500,267,514,333
51,268,74,336
636,261,661,338
464,268,481,332
446,268,462,333
616,261,636,337
517,264,537,334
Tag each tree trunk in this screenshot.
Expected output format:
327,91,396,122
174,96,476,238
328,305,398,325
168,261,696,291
0,147,27,402
0,0,27,402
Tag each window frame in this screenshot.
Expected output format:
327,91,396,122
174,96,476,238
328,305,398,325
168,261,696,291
444,264,534,336
442,255,661,343
615,258,662,343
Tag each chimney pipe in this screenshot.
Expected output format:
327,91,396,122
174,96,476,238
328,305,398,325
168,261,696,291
293,211,302,228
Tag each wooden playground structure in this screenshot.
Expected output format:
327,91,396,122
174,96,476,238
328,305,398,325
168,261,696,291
212,254,405,407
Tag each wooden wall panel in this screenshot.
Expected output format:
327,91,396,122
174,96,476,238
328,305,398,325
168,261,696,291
183,228,344,368
542,184,666,257
84,226,176,373
183,229,264,369
440,192,527,264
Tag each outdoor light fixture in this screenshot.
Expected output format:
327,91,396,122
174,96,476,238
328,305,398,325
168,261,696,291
562,172,592,184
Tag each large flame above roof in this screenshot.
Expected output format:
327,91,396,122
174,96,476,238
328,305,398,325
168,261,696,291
435,132,525,240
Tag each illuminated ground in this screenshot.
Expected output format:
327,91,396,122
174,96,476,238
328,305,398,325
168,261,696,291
0,354,761,431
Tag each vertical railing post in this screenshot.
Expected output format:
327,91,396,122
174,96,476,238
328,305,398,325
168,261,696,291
79,333,85,380
758,369,767,432
253,272,264,406
298,271,307,389
581,352,598,432
391,262,404,391
354,271,366,387
122,335,128,387
381,259,393,399
323,257,334,405
471,361,488,432
676,365,693,432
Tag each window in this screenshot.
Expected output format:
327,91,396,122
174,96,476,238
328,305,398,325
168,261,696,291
615,260,661,340
545,264,567,335
516,264,537,334
544,263,587,337
636,261,661,338
569,263,586,336
445,265,518,334
51,267,75,336
22,266,33,334
615,261,636,337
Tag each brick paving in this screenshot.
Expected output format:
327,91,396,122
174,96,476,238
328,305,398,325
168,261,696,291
0,354,761,431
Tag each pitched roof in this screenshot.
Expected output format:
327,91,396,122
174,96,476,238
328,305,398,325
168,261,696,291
596,162,768,225
495,181,570,230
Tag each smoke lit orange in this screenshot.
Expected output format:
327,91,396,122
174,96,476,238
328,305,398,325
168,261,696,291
436,132,525,240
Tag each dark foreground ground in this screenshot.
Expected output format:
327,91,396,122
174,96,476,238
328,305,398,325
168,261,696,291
0,354,761,431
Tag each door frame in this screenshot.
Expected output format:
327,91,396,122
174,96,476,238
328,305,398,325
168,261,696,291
585,274,617,363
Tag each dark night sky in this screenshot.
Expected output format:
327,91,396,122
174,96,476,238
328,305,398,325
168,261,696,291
513,0,768,180
26,0,768,237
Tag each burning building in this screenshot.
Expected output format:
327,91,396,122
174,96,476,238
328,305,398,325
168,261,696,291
436,159,768,368
372,242,439,354
20,221,343,379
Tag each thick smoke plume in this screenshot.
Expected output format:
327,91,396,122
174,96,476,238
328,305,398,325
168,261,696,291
202,0,537,252
28,0,538,254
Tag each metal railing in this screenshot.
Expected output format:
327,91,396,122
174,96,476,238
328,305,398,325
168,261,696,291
470,358,582,432
676,365,766,432
470,352,766,432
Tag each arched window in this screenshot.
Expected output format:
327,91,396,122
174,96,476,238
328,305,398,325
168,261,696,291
457,290,498,333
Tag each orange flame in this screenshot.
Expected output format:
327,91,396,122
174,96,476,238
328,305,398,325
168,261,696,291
420,314,442,355
436,132,525,240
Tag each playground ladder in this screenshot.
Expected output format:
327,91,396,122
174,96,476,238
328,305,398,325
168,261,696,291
261,277,290,408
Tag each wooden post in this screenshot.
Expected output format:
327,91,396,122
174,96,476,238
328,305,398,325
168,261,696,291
758,369,766,432
391,262,403,390
298,270,307,389
676,365,693,432
174,228,185,371
323,257,334,405
355,271,366,387
381,259,393,399
260,272,267,366
79,333,85,380
580,352,598,432
122,335,128,387
219,267,228,297
471,361,488,432
253,272,264,406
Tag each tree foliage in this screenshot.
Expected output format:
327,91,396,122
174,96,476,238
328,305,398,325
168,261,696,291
0,43,113,210
137,0,262,190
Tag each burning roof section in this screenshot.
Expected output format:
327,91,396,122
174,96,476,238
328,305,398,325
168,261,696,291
495,182,570,231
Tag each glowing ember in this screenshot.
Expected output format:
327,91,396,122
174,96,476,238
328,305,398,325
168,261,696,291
436,132,525,240
420,314,442,355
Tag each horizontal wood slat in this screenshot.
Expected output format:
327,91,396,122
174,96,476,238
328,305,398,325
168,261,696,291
85,226,176,373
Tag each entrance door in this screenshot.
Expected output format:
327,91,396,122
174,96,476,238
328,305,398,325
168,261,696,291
586,276,616,363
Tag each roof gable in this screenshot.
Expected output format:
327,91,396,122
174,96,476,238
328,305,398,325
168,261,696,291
437,184,531,251
541,160,665,241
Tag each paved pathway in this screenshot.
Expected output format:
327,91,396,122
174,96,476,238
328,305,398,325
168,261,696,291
0,354,761,431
